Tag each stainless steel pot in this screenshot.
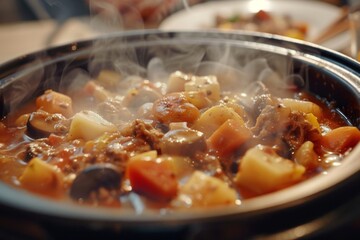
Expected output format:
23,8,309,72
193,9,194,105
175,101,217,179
0,30,359,240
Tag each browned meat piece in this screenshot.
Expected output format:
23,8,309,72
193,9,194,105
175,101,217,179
251,104,320,158
23,140,53,162
252,104,291,139
252,93,280,119
105,136,151,169
121,119,164,151
283,112,321,152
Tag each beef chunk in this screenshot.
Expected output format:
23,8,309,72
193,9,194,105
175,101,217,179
251,103,320,158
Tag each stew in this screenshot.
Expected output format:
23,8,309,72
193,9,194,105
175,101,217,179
0,69,359,211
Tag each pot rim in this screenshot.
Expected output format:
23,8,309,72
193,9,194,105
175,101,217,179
0,30,359,225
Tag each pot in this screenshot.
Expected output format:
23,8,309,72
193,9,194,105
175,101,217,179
0,30,359,240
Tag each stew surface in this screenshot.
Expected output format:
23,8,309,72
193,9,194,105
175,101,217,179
0,69,359,211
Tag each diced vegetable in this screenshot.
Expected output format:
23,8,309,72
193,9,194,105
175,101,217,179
19,157,63,194
305,113,320,131
184,91,212,109
294,141,319,169
224,100,250,123
96,70,122,88
193,105,245,138
123,84,162,108
127,152,178,201
70,163,122,200
129,150,158,162
68,110,117,141
280,98,322,118
83,81,112,102
167,71,190,93
36,90,73,117
207,119,252,156
185,75,220,101
320,126,360,153
27,111,68,139
15,113,30,127
158,155,193,178
234,145,305,194
175,171,237,207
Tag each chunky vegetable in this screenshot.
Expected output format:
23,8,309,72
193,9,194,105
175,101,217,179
207,119,252,156
70,163,122,200
320,126,360,153
68,110,117,141
19,157,64,195
193,105,245,138
184,74,220,101
294,141,319,169
175,171,237,207
36,90,73,117
234,145,305,194
126,151,178,201
26,111,68,139
280,98,322,118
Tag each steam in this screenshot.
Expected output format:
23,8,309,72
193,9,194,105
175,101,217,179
54,0,307,115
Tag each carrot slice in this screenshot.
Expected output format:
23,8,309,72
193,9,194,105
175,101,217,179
207,119,252,156
127,158,178,201
321,126,360,153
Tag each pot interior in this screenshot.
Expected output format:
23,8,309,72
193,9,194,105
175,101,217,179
0,31,359,225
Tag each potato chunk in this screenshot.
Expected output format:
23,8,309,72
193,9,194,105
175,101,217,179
193,105,245,138
280,98,322,118
96,69,122,88
68,110,117,141
234,145,305,194
36,90,73,117
185,75,220,101
167,71,191,93
19,157,63,195
294,141,319,169
175,171,237,207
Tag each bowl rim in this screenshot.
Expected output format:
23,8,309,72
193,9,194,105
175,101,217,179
0,30,359,225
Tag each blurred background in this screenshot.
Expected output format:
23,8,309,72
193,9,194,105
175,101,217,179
0,0,358,63
0,0,351,24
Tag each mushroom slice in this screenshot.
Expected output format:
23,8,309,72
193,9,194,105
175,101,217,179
27,111,68,139
161,128,207,156
70,164,122,200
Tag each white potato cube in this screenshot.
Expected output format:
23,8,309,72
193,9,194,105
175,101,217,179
192,105,245,138
97,69,122,88
167,71,191,93
176,171,237,207
185,75,220,101
20,157,63,193
280,98,322,118
234,145,305,194
68,110,117,141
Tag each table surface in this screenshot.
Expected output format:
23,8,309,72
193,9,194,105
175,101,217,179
0,18,102,64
